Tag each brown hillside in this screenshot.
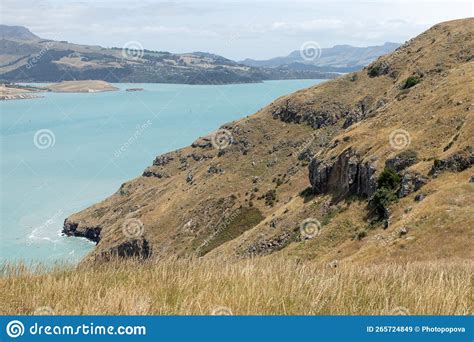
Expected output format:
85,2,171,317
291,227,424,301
63,18,474,265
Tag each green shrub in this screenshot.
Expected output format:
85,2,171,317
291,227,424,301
377,167,401,190
370,187,398,219
369,167,401,220
264,189,277,207
299,187,313,197
355,230,367,241
403,76,421,89
368,65,382,77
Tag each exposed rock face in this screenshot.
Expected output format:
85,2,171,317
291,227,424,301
297,148,314,162
309,148,377,198
414,193,425,202
367,60,393,77
186,172,194,184
430,147,473,176
191,136,213,148
207,165,224,174
142,168,169,178
100,239,151,259
385,150,418,172
342,96,374,128
152,153,174,166
62,219,101,243
244,231,294,256
271,99,344,129
398,172,428,198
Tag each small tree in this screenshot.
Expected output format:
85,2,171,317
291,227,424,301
369,167,401,221
403,76,421,89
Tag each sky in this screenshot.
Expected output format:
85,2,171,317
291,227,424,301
1,0,472,60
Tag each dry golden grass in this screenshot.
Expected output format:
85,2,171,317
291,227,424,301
1,258,472,315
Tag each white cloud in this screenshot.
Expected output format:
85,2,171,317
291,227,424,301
271,19,344,32
0,0,470,59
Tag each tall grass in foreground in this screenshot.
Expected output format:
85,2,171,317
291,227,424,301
0,258,472,315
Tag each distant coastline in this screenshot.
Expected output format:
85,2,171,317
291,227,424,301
0,80,118,100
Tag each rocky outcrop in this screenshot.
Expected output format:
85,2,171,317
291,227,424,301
398,172,427,197
385,150,418,172
207,165,224,174
142,167,169,178
342,96,374,128
100,238,151,259
191,136,213,148
152,153,174,166
62,219,101,243
367,60,393,77
271,99,345,129
244,231,295,256
309,148,377,198
430,147,473,176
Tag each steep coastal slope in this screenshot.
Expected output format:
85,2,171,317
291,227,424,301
63,18,473,264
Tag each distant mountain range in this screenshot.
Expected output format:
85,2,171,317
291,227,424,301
0,25,399,84
240,42,400,72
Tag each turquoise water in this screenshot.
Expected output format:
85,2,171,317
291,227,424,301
0,80,323,264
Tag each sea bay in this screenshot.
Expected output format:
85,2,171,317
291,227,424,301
0,79,323,264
